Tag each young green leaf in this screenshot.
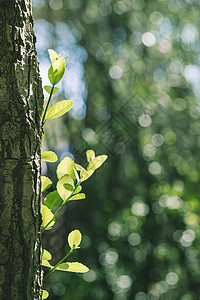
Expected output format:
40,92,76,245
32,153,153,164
41,176,52,192
42,249,52,268
86,150,95,162
44,85,59,95
57,157,76,179
42,260,51,268
68,229,82,249
42,151,58,162
42,290,49,300
48,49,59,63
73,186,82,194
42,249,52,261
42,205,55,230
45,190,63,211
57,174,74,201
48,56,65,85
80,169,94,182
69,193,86,201
57,262,89,273
75,163,84,171
87,155,108,171
45,100,73,121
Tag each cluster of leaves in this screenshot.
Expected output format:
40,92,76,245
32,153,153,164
33,1,200,299
41,149,107,233
41,50,107,299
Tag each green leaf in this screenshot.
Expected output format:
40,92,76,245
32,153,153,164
86,150,95,162
75,163,84,171
44,85,59,95
48,56,65,85
69,193,86,201
57,174,74,201
41,176,52,192
48,49,59,63
42,249,52,261
57,262,89,273
42,290,49,299
42,151,58,162
87,155,108,171
64,183,74,191
73,186,82,194
57,157,76,179
45,190,63,211
45,100,73,121
68,229,82,249
42,260,51,268
42,205,55,230
80,169,94,182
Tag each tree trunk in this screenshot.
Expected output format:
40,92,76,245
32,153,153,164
0,0,43,299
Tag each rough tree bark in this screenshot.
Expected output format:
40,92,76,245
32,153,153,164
0,0,43,299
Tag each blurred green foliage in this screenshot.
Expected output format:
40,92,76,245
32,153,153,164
33,0,200,299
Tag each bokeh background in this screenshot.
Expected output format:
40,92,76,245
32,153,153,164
33,0,200,299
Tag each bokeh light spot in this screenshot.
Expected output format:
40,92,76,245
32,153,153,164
138,114,152,127
165,272,178,285
149,162,162,175
150,11,163,25
131,202,149,216
128,233,141,246
181,24,199,44
83,270,97,282
152,134,164,147
109,65,123,79
117,275,132,289
142,32,156,47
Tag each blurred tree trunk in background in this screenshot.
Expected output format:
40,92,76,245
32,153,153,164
0,0,43,299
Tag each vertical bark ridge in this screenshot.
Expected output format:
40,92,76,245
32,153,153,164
0,0,43,299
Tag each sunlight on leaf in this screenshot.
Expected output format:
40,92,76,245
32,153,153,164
57,157,76,179
42,205,55,230
48,49,59,63
42,249,52,261
87,155,107,171
86,150,95,162
68,229,82,249
41,176,52,192
57,174,74,201
42,151,58,162
42,260,51,268
75,163,84,171
42,290,49,299
48,56,65,85
69,193,86,201
80,169,94,182
57,262,89,273
73,186,82,194
45,100,73,121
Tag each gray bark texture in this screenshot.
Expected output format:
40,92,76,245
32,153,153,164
0,0,43,299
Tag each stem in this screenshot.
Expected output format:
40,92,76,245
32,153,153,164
41,181,81,233
43,248,74,281
42,84,55,128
